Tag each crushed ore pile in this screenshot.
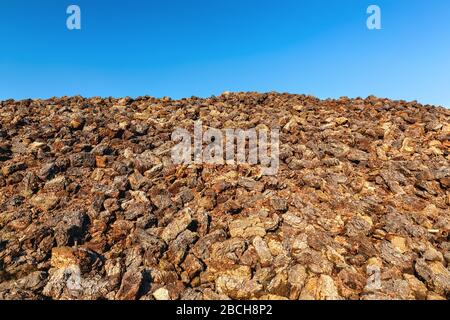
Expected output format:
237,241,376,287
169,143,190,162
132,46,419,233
0,93,449,300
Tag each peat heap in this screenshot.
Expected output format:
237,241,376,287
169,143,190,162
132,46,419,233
0,93,449,300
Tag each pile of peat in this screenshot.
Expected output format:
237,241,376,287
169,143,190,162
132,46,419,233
0,92,449,300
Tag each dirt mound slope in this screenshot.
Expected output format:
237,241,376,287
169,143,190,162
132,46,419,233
0,92,449,300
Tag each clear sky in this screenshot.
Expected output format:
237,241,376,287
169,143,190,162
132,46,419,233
1,0,449,107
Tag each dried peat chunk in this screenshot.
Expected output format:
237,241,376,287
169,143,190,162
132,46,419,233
422,246,444,262
94,155,108,168
50,247,99,273
55,210,88,246
226,200,246,215
270,197,288,212
207,238,247,270
13,271,48,292
0,143,12,161
43,265,81,299
133,228,167,251
174,186,195,205
282,212,305,228
134,150,161,173
69,116,85,130
20,172,40,197
229,217,266,238
128,171,148,190
149,187,173,210
238,177,264,192
181,254,204,280
292,247,334,275
376,279,416,300
415,259,450,295
44,176,69,192
444,252,450,265
116,269,144,300
383,212,427,238
44,247,104,300
160,211,193,243
347,149,370,162
267,272,290,297
104,258,123,288
288,265,308,299
103,198,120,213
403,274,428,300
70,152,96,168
123,200,154,222
388,236,408,253
345,216,373,237
228,214,280,239
301,174,323,189
215,266,263,299
252,236,273,267
335,117,349,125
191,229,228,261
288,158,305,170
153,287,170,300
380,241,415,270
44,268,109,300
427,292,447,300
50,247,80,269
39,162,58,180
91,143,111,156
29,193,59,211
166,230,199,265
1,162,27,176
299,275,342,300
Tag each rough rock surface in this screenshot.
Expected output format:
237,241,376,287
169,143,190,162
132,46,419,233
0,93,449,300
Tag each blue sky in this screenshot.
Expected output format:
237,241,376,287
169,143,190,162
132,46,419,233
0,0,449,107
